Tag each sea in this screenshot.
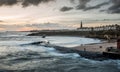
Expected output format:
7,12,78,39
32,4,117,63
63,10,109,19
0,31,120,72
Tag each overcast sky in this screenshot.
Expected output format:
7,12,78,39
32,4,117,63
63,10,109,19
0,0,120,31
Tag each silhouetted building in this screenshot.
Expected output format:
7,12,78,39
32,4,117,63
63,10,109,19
80,21,83,28
77,21,83,30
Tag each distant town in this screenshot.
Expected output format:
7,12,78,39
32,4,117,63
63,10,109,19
30,21,120,32
28,22,120,40
77,21,119,31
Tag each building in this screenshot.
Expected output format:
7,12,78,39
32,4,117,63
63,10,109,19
80,21,83,28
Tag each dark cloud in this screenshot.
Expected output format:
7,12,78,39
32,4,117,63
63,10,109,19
84,2,109,11
21,0,54,7
61,0,120,14
75,0,120,14
107,0,120,14
61,0,108,12
76,0,91,9
0,0,17,6
60,0,92,12
70,0,75,4
60,0,91,12
0,0,54,7
75,0,109,11
60,6,73,12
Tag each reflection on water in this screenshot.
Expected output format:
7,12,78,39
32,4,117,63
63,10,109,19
0,31,120,72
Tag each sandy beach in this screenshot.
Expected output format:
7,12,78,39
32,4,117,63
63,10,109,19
72,41,117,53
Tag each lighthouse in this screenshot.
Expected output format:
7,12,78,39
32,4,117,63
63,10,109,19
80,21,83,28
77,21,83,30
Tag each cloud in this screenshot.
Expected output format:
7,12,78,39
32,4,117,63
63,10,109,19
61,0,120,14
60,6,73,12
25,23,65,28
25,23,75,30
76,0,91,9
60,0,91,12
21,0,54,7
70,0,75,4
60,0,107,12
84,2,109,11
0,0,54,7
107,0,120,14
75,0,109,11
0,0,18,6
76,0,120,14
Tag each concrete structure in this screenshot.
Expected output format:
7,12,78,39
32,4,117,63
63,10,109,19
103,39,120,59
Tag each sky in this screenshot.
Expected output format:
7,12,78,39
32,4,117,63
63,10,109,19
0,0,120,31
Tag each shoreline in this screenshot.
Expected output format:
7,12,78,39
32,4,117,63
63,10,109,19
72,41,117,53
43,40,116,60
49,40,117,60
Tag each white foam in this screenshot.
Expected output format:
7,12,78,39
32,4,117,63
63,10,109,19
45,36,101,47
48,52,80,59
116,60,120,69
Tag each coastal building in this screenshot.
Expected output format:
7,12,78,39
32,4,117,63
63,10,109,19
77,23,119,32
80,21,83,28
77,21,83,30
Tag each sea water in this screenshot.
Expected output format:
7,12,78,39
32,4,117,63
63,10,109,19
0,31,120,72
